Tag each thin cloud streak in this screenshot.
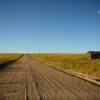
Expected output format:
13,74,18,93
97,9,100,14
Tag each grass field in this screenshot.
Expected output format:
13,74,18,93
0,54,22,69
31,53,100,78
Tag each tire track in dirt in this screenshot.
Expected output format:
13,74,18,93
0,55,100,100
30,56,100,100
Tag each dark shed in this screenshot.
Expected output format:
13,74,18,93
87,51,100,59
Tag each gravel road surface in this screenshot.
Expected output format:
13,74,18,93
0,55,100,100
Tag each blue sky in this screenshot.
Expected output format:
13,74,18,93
0,0,99,53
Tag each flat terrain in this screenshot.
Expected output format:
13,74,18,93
0,55,100,100
31,54,100,78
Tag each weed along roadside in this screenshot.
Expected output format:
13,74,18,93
0,54,23,70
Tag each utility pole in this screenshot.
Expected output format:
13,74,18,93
39,48,40,54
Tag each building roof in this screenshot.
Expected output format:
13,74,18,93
88,51,100,54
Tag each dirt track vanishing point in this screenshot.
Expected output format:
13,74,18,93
0,55,100,100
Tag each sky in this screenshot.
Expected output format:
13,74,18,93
0,0,100,53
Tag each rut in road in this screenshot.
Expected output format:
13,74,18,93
0,55,100,100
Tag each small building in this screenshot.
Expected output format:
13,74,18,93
87,51,100,59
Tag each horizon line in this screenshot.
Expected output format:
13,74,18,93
0,51,89,54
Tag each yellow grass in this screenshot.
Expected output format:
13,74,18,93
0,54,22,66
31,53,100,78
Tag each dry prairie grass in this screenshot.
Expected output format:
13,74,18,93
31,54,100,78
0,54,22,68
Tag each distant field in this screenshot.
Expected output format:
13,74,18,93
0,54,22,69
31,54,100,78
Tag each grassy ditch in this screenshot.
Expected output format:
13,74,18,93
0,54,22,70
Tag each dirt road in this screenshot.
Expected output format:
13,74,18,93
0,55,100,100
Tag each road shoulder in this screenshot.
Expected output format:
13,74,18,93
45,63,100,87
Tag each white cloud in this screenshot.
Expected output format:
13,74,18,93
97,10,100,14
